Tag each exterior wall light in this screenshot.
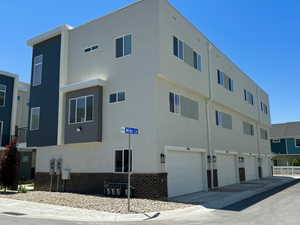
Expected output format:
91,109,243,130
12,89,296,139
76,127,82,132
160,153,166,164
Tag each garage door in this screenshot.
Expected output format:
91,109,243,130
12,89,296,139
167,150,204,197
245,156,257,181
217,154,237,187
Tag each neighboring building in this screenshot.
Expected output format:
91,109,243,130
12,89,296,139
27,0,272,199
270,122,300,166
0,71,34,181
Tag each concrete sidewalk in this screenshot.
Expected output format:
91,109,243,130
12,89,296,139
0,176,296,222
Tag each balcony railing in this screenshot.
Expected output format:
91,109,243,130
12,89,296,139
273,166,300,176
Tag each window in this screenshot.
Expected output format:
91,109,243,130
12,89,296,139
109,91,126,103
173,36,202,71
260,128,268,140
244,90,255,105
243,122,254,136
217,70,234,92
295,139,300,147
261,102,268,115
84,45,99,53
115,34,132,58
0,84,6,107
169,92,180,114
0,121,3,146
216,111,232,129
272,139,280,143
30,107,40,131
69,95,94,124
114,149,132,173
193,51,202,71
32,55,43,86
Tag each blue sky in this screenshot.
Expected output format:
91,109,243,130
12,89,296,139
0,0,299,123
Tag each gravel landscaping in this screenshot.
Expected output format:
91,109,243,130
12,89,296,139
0,191,193,214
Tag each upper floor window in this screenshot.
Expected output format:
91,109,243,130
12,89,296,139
173,36,202,71
244,89,255,105
0,121,3,146
169,92,199,120
0,84,6,107
272,139,280,143
260,128,268,140
217,70,234,92
109,91,125,103
295,139,300,147
216,111,232,129
261,102,268,115
243,122,254,136
84,45,99,53
30,107,40,131
115,34,132,58
32,54,43,87
69,95,94,124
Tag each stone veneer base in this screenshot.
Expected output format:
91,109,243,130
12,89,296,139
35,172,168,200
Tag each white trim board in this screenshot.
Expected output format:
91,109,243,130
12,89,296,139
164,145,207,153
60,79,107,93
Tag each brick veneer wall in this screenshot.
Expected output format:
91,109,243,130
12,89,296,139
35,172,168,200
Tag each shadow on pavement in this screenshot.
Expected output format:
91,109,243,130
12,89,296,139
222,179,299,212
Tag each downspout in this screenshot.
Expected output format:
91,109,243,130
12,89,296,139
205,41,214,190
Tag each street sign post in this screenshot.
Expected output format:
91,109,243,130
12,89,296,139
121,127,139,212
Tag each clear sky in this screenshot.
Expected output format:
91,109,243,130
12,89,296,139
0,0,299,123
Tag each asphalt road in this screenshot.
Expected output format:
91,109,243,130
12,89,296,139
0,180,298,225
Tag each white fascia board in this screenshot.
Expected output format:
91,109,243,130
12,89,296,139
0,70,18,79
164,145,207,153
60,79,107,93
27,24,73,46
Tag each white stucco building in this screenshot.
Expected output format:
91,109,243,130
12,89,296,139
26,0,272,199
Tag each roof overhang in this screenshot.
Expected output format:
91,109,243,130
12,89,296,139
0,70,18,79
60,79,107,93
27,24,73,46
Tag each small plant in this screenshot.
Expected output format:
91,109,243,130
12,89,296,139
18,185,27,193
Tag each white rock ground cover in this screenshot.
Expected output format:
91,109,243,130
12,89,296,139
0,191,193,214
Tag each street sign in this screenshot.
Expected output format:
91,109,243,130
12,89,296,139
121,127,139,135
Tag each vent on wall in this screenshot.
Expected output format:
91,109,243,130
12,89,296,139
84,45,99,53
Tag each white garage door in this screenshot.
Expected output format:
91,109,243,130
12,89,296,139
217,154,237,187
245,156,257,181
167,150,204,198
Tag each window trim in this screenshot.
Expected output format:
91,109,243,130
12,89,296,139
30,107,40,131
108,91,126,104
115,33,133,59
0,84,6,107
68,95,94,125
0,121,3,146
113,149,133,173
32,54,43,87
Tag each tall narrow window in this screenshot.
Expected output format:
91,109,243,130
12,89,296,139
169,92,180,114
30,107,40,131
32,55,43,86
0,84,6,107
178,40,184,60
173,36,178,57
115,34,132,58
69,95,94,124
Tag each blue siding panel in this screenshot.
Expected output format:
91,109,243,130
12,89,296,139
0,74,14,146
286,138,300,154
271,139,286,154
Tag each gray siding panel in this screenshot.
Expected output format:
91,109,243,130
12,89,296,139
0,74,14,146
64,86,103,144
27,35,61,147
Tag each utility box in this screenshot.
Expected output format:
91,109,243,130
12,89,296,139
62,169,71,180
